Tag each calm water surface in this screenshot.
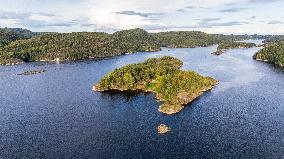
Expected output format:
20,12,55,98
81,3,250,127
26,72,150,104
0,44,283,158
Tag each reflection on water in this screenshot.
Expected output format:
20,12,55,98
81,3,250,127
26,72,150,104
0,42,283,158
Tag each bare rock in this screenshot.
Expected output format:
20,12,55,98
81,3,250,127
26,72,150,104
157,124,171,134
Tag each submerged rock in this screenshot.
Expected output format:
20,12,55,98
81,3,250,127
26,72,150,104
157,124,171,134
212,49,225,55
18,70,45,76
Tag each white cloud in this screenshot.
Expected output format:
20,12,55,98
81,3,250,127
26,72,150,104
0,0,283,34
0,18,19,26
29,14,56,21
84,0,238,31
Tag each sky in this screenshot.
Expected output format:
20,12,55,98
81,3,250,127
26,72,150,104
0,0,284,34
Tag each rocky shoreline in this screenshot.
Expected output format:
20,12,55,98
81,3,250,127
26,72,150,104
0,58,24,66
93,79,218,115
212,46,255,56
157,124,171,134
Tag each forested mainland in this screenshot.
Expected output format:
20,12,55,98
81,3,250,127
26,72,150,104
0,27,282,65
0,28,160,65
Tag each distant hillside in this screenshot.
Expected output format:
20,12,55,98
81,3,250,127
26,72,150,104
254,41,284,67
111,28,160,53
0,28,33,47
153,31,218,48
263,35,284,44
0,28,160,65
1,27,280,65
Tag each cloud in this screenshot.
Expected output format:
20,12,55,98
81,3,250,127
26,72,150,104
176,5,210,12
0,11,58,20
0,19,20,26
176,9,186,12
0,11,79,28
185,6,196,9
193,17,248,29
267,20,283,24
84,0,237,31
144,20,249,32
28,20,78,28
198,21,249,28
205,21,248,27
115,11,163,18
0,11,27,20
200,18,222,22
81,23,96,27
0,0,284,34
248,0,280,3
29,13,59,21
219,7,247,12
251,16,257,19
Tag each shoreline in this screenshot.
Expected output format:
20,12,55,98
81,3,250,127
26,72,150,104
212,46,259,56
93,81,219,115
0,48,161,66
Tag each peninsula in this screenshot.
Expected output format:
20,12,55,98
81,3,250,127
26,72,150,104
93,56,218,115
212,41,256,55
254,41,284,67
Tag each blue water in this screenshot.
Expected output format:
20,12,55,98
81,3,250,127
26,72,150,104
0,45,283,158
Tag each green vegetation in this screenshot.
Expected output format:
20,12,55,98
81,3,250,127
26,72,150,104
153,31,218,48
0,28,33,47
0,27,274,65
263,35,284,44
254,41,284,67
94,56,218,115
0,28,160,65
212,41,256,55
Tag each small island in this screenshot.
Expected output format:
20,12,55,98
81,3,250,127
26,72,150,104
157,124,171,134
212,42,256,55
93,56,218,115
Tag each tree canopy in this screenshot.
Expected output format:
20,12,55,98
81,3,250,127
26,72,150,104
254,41,284,67
0,27,280,65
94,56,218,115
0,28,160,64
0,28,33,47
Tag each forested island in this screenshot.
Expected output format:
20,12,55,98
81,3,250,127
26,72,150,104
93,56,218,115
254,41,284,67
212,41,256,55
